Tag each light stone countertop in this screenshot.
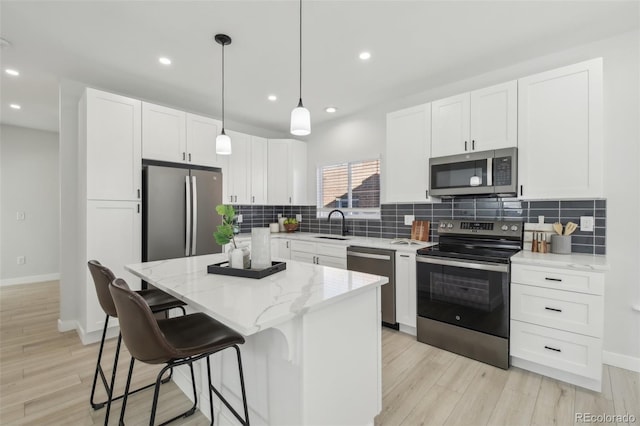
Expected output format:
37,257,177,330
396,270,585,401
235,231,438,253
511,251,609,272
126,253,388,336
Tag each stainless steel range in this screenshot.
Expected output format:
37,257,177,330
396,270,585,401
415,219,523,369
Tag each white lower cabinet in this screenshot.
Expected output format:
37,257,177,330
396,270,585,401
85,200,141,334
510,262,604,391
395,252,416,332
290,240,346,269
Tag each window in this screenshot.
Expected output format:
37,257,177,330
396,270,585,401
317,158,381,219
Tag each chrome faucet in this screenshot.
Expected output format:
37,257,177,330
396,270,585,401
327,209,349,236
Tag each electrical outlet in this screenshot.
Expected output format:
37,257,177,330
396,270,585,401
277,213,282,218
16,211,25,221
580,216,594,232
404,215,415,226
237,214,243,223
17,256,25,265
296,214,302,222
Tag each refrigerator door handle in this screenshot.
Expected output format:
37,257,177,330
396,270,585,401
191,175,198,255
185,176,191,256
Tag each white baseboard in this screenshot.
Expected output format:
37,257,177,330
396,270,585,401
77,322,120,345
0,273,60,286
57,318,76,332
603,350,640,373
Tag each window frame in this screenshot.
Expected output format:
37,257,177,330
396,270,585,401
316,157,381,219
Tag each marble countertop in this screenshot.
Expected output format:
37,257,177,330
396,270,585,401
511,251,609,272
125,254,388,336
235,231,438,253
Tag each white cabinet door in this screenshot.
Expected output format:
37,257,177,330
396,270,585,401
470,81,517,152
84,89,141,201
226,130,251,204
385,103,432,202
85,200,141,333
395,252,416,328
142,102,186,163
277,239,291,259
317,255,346,269
268,139,291,205
186,113,221,167
251,136,269,204
290,139,308,205
518,58,603,199
431,93,470,157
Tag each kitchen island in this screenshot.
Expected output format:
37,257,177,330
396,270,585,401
125,253,388,425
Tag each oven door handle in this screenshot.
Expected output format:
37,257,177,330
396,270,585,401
416,256,509,273
347,251,391,261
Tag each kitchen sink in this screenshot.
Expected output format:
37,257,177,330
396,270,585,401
314,236,349,241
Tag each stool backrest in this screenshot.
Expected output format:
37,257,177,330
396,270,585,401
109,278,178,364
87,260,118,317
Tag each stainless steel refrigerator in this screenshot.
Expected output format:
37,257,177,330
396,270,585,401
143,161,223,267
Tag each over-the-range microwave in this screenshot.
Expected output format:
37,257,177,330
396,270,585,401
429,147,517,197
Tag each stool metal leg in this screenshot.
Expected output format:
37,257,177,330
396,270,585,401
118,357,136,426
207,346,250,426
104,333,123,426
149,359,198,426
90,314,111,410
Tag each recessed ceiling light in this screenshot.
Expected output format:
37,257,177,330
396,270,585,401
158,57,172,65
325,107,337,113
268,95,277,101
359,51,371,60
5,69,19,76
9,104,21,110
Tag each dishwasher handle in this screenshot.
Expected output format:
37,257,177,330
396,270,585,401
347,250,391,261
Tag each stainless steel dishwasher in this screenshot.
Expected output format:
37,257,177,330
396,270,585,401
346,246,397,329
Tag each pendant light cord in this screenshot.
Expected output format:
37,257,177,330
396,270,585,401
221,42,225,130
299,0,302,103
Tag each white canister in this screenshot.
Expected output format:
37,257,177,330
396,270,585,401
269,223,280,233
229,248,245,269
251,228,271,269
278,217,286,232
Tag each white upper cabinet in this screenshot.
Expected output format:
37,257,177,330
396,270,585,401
469,81,518,152
431,93,470,157
225,130,251,204
82,88,141,201
431,81,517,157
267,139,307,205
250,136,269,205
385,103,433,202
186,113,222,167
142,102,186,162
142,103,223,167
517,58,603,199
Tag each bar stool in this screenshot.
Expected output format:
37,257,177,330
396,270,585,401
109,278,250,426
87,260,187,425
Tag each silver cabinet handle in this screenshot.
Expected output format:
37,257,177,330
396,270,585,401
472,140,475,150
252,196,255,203
137,188,140,199
188,153,191,162
465,141,468,151
545,277,562,282
137,204,140,214
545,307,562,312
416,256,508,273
191,175,197,255
286,241,290,249
230,195,233,203
544,345,561,353
289,196,292,204
182,152,186,161
400,254,410,258
185,176,191,256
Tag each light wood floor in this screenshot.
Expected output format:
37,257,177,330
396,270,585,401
1,281,638,426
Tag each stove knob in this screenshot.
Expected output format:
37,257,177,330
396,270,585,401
440,222,447,228
501,225,508,231
447,223,454,229
511,225,519,231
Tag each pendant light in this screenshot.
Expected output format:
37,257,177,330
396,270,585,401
290,0,311,136
215,34,232,155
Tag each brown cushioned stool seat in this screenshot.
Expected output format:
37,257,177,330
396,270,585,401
87,260,187,426
110,278,249,426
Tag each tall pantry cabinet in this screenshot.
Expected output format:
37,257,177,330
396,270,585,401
78,88,142,337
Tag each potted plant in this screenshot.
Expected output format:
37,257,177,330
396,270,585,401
214,205,249,268
283,217,299,232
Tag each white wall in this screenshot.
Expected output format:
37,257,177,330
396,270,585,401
0,124,59,284
308,30,640,365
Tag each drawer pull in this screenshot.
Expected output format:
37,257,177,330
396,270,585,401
544,307,563,312
544,345,561,353
545,277,563,282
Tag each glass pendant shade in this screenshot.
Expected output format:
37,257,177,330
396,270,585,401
290,101,311,136
216,130,232,155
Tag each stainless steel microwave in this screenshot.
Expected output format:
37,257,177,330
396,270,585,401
429,147,517,197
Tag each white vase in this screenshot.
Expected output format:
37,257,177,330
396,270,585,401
251,228,271,269
229,248,245,269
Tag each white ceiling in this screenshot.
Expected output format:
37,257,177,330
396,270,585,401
1,1,638,135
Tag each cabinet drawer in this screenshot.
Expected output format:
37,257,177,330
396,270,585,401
510,320,602,379
316,243,346,257
290,240,315,254
511,264,604,295
511,284,603,337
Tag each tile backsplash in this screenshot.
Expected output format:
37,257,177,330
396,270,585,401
234,199,606,255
